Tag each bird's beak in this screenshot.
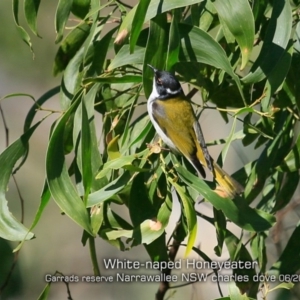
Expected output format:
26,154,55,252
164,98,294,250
147,64,157,73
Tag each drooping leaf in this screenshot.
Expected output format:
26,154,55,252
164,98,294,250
108,45,145,71
276,133,300,172
213,207,226,257
269,223,300,276
225,230,258,296
118,0,204,39
37,283,51,300
71,0,91,19
130,0,151,53
143,13,169,98
166,9,181,71
53,23,91,75
213,0,255,70
0,124,41,241
169,180,197,257
59,48,85,109
14,183,51,252
178,24,246,104
24,0,41,36
87,171,131,207
12,0,34,53
242,0,292,84
55,0,73,43
46,98,93,235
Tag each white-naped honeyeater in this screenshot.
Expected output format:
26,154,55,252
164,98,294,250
147,65,244,199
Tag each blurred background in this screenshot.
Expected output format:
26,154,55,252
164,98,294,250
0,1,299,300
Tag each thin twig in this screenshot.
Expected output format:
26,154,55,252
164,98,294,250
186,88,199,99
55,271,74,300
12,176,25,224
0,104,9,146
155,238,181,300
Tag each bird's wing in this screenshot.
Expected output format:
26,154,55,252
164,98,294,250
193,121,214,173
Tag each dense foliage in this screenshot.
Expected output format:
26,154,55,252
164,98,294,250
1,0,300,299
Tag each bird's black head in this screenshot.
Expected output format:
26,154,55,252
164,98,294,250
148,65,182,99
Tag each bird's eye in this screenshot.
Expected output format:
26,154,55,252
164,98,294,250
156,78,162,85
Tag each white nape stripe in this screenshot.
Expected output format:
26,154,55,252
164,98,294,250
147,78,177,151
166,87,182,95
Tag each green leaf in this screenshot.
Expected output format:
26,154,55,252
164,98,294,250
129,172,156,226
229,281,244,300
250,233,267,273
12,0,34,53
242,0,292,84
134,219,165,244
178,24,246,105
268,282,294,292
108,45,145,71
53,23,91,75
96,155,136,179
87,171,131,207
143,13,169,98
73,84,105,192
213,0,254,70
118,0,204,37
14,182,51,252
46,98,93,235
9,88,61,175
213,207,226,257
127,118,153,149
24,87,60,132
170,180,197,257
24,0,41,36
128,172,170,256
262,41,293,106
217,117,237,167
112,22,246,104
270,222,300,275
0,124,40,241
82,0,101,62
71,0,91,19
172,156,275,231
90,204,103,236
157,190,172,228
166,9,181,71
107,135,121,160
55,0,73,43
87,27,117,75
80,98,93,203
83,75,142,85
272,171,299,213
37,283,51,300
225,230,258,296
59,48,85,109
277,134,300,172
130,0,151,53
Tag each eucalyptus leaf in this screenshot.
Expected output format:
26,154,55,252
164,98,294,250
213,0,254,70
24,0,41,36
0,124,40,241
87,171,131,207
55,0,73,43
46,98,93,235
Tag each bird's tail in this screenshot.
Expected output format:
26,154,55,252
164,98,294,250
213,162,244,199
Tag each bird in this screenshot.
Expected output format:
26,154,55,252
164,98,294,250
147,65,244,199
